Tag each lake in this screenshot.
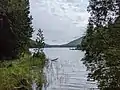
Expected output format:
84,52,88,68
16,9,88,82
43,48,98,90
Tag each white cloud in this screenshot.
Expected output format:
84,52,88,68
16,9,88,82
30,0,89,44
31,0,89,26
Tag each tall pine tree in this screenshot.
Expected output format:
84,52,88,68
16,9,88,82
0,0,33,59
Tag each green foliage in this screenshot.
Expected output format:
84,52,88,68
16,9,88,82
33,51,46,59
8,0,33,55
36,29,45,50
87,0,117,26
0,54,46,90
0,1,46,90
81,0,120,89
33,29,45,58
0,0,33,59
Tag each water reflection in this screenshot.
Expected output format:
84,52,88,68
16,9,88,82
43,48,98,90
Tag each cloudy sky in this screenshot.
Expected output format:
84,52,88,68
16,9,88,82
30,0,89,45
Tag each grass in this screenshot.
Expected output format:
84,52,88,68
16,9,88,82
0,54,47,90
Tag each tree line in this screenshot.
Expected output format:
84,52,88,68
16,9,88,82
81,0,120,89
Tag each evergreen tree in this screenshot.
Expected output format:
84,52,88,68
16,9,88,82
33,29,45,58
36,29,45,50
0,0,33,59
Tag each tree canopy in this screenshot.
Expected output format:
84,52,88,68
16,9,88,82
81,0,120,89
0,0,33,59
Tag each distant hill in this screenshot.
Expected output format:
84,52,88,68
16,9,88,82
44,37,83,48
30,37,83,48
63,37,83,47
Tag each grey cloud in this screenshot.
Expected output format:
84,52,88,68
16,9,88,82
30,0,88,44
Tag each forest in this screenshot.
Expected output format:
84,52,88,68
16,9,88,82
0,0,46,90
81,0,120,89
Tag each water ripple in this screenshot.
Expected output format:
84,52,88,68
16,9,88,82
43,48,98,90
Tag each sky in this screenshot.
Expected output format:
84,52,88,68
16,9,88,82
30,0,89,45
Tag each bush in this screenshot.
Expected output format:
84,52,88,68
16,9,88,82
0,54,46,90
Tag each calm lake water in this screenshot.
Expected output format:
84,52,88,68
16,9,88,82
43,48,98,90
